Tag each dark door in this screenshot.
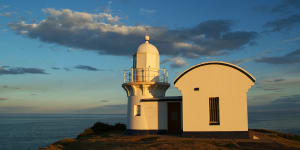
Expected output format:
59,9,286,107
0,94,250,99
168,102,181,134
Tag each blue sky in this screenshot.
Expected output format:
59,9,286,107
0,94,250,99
0,0,300,114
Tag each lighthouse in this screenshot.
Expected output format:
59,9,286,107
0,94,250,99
122,35,170,133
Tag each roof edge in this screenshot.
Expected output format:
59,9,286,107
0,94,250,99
173,61,256,84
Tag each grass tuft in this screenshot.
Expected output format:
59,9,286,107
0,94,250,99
77,122,126,138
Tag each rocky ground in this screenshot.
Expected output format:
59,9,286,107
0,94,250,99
40,123,300,150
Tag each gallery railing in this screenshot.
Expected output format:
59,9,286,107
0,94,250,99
123,68,168,83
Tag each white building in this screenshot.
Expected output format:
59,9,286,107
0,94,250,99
122,36,256,138
174,61,256,138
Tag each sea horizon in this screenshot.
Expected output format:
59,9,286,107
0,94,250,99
1,112,300,150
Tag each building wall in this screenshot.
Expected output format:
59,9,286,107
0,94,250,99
127,95,168,130
175,64,254,132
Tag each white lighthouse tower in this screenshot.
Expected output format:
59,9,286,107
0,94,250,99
122,35,170,133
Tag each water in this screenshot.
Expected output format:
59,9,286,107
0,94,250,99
0,112,299,150
0,114,126,150
248,111,300,135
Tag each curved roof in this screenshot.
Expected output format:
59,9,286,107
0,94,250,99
173,61,256,84
137,35,159,55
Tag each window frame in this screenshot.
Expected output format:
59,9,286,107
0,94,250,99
134,105,141,116
209,97,220,125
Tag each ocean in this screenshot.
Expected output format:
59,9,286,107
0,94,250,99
0,112,299,150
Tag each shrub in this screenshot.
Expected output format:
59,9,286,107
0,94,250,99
91,122,127,134
277,132,300,142
92,122,114,133
114,123,126,131
77,128,95,138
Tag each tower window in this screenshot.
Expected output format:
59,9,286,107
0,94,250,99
134,105,141,116
209,97,220,125
194,87,199,91
132,53,137,68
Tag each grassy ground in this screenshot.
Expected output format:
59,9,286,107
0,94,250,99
40,123,300,150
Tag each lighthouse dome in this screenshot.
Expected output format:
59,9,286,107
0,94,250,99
135,35,160,69
137,35,159,55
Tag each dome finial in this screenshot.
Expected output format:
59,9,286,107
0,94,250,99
145,35,150,43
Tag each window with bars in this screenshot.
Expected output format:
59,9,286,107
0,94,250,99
209,97,220,125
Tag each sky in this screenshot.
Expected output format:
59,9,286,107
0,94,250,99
0,0,300,114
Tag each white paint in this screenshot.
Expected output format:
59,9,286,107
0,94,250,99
122,36,255,133
122,35,169,130
174,61,255,132
136,35,159,70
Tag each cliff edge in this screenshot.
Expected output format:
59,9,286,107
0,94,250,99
40,122,300,150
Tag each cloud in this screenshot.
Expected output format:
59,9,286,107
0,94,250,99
0,5,9,11
51,67,60,70
282,35,300,43
0,97,8,101
1,85,21,90
74,104,126,114
0,85,21,92
43,8,119,23
8,8,258,58
252,77,298,94
231,57,253,65
266,78,300,88
255,0,300,14
0,12,11,17
0,106,37,113
74,65,101,71
161,57,189,68
263,87,281,91
100,99,109,103
263,14,300,32
271,0,300,13
272,95,300,104
231,49,272,65
64,67,71,71
255,49,300,64
265,78,285,83
0,66,48,75
140,8,156,14
249,95,300,112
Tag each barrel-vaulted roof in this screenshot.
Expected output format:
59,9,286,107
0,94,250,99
173,61,256,84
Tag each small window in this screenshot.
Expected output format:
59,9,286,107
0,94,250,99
209,97,220,125
134,105,141,116
194,87,199,91
132,53,137,68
